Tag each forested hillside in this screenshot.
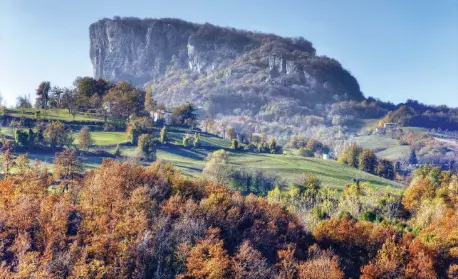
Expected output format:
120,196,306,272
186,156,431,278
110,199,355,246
0,158,457,278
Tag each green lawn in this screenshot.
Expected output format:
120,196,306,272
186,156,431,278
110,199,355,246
6,108,103,122
74,131,128,146
19,151,107,171
347,119,380,134
152,127,231,149
402,126,430,134
229,153,402,189
354,135,400,150
0,127,14,138
376,145,411,161
5,119,403,190
152,146,402,189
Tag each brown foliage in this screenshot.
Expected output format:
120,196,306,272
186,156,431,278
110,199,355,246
185,228,231,279
232,241,272,279
0,157,456,279
313,215,396,277
298,246,344,279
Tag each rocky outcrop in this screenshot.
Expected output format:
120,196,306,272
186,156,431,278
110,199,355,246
90,18,260,83
90,17,367,139
89,18,322,85
90,17,364,129
90,18,197,84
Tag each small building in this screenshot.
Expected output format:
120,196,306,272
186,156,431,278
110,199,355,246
322,154,330,160
150,109,173,124
375,127,386,134
384,123,397,129
102,101,113,113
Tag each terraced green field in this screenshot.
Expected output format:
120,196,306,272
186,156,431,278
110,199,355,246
152,147,402,189
2,110,403,190
5,108,103,122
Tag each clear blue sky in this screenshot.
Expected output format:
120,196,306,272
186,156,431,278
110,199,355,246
1,0,457,107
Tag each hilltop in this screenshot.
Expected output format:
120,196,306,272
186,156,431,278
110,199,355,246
90,17,363,139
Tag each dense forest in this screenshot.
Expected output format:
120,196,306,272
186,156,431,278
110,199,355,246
0,156,457,278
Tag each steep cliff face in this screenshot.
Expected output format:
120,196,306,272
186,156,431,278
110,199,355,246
90,18,261,83
90,17,364,138
90,18,197,84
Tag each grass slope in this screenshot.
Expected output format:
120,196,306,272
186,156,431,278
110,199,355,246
3,110,401,190
74,131,128,146
5,108,103,122
153,146,401,189
354,134,410,161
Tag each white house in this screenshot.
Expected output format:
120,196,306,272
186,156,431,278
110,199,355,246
150,109,173,124
384,123,397,129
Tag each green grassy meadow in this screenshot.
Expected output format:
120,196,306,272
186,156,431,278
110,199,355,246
151,147,401,189
353,132,412,161
6,108,103,122
2,109,403,190
74,131,128,146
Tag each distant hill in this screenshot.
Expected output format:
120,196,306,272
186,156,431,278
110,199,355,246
89,17,458,141
90,17,364,138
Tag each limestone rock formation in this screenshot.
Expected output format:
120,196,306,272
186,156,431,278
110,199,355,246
90,17,364,139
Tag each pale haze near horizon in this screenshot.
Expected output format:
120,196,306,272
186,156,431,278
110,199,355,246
0,0,457,107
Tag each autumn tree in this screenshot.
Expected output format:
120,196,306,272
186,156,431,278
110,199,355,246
298,246,344,279
377,159,395,180
338,144,363,168
160,126,168,144
144,87,157,112
306,138,323,153
202,115,214,133
103,81,145,119
137,134,157,161
0,145,15,176
15,153,31,175
232,241,272,279
276,245,298,279
78,126,94,151
295,173,322,193
185,228,231,279
269,138,277,153
126,117,154,145
219,120,229,138
53,149,82,180
194,133,201,148
45,121,72,149
226,127,237,140
203,149,232,184
172,103,197,126
358,149,378,174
